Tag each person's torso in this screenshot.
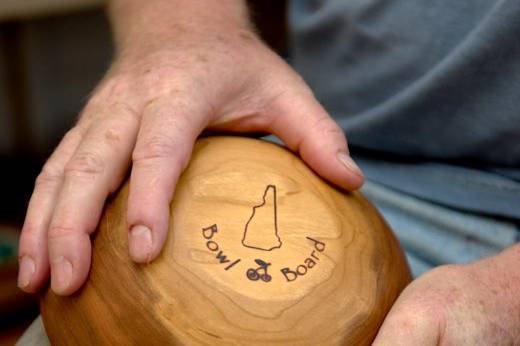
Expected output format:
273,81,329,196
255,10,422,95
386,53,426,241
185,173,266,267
289,0,520,220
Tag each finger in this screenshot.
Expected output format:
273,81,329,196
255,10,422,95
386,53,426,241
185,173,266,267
18,128,83,292
48,103,139,295
269,89,364,191
127,97,207,263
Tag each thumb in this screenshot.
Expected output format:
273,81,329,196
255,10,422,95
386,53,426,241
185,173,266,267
372,302,442,346
269,89,364,191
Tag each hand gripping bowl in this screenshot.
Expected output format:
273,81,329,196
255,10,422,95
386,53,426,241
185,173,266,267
41,136,411,345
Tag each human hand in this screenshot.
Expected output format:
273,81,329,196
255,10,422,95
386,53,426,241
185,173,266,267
17,9,363,296
373,252,520,345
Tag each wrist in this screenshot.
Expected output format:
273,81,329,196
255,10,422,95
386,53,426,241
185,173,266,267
108,0,253,55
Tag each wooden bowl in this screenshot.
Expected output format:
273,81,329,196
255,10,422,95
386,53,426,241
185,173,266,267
41,136,411,345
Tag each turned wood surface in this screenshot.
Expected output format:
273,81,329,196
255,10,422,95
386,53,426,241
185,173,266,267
41,136,411,345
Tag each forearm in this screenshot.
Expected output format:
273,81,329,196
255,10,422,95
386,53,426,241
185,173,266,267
107,0,253,54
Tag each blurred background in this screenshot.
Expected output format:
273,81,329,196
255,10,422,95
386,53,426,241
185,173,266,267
0,1,286,344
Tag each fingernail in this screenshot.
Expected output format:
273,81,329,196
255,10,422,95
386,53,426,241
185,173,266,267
51,256,72,294
18,256,35,289
337,152,364,177
129,225,152,263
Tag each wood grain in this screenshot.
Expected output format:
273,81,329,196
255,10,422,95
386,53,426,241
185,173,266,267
41,136,411,345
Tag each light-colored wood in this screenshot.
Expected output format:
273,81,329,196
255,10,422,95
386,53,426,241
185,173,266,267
41,136,411,345
0,0,102,22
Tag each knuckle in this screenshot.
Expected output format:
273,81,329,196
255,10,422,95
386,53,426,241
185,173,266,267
82,78,136,121
48,224,77,241
323,124,344,138
111,102,140,123
133,134,176,163
35,164,63,189
310,116,346,148
94,75,132,101
64,151,105,179
62,126,84,142
21,222,40,239
141,70,172,95
314,114,340,133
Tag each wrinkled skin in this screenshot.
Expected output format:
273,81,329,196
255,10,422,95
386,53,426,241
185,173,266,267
17,25,363,296
373,254,520,345
17,2,520,344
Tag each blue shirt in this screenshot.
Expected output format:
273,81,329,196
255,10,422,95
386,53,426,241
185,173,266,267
289,0,520,275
